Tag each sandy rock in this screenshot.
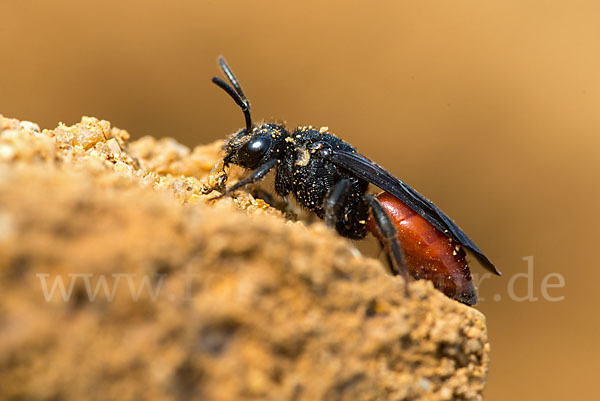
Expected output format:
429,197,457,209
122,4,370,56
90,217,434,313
0,115,490,401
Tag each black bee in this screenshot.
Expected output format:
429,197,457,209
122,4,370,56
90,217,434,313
208,57,500,305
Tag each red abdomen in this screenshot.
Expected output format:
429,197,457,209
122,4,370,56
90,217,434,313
366,192,476,305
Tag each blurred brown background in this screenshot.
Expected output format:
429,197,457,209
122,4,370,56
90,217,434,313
2,1,597,400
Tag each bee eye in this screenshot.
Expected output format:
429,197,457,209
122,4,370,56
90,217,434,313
238,136,271,168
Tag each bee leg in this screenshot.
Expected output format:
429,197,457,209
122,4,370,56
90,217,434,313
323,179,352,228
210,159,278,201
365,195,410,295
250,187,289,210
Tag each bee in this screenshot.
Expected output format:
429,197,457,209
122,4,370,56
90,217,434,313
207,57,500,305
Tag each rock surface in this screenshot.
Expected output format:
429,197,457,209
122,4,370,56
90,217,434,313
0,115,490,401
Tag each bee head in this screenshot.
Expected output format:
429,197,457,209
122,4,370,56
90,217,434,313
223,123,287,169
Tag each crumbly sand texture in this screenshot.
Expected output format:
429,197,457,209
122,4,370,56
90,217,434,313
0,115,489,401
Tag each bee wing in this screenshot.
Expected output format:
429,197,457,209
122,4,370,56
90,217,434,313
326,149,501,276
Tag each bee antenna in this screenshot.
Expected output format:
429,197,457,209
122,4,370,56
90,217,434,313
211,56,252,132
